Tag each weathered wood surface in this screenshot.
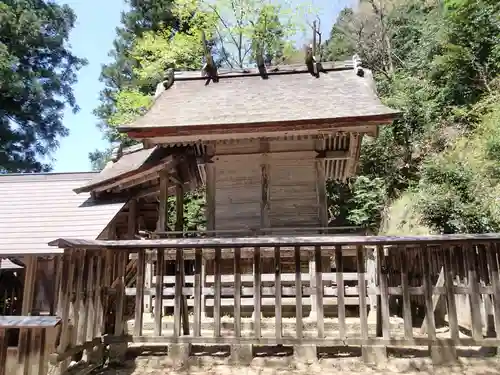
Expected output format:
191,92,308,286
49,233,500,249
0,316,60,328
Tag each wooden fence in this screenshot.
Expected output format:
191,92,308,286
0,316,60,375
49,234,500,366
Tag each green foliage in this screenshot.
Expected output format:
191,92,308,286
322,8,356,61
208,0,313,68
167,189,207,232
0,0,86,172
324,0,500,235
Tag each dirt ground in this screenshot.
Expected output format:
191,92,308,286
93,354,500,375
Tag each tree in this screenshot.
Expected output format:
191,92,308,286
0,0,86,173
206,0,311,68
91,0,185,168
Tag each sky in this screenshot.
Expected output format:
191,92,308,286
52,0,354,173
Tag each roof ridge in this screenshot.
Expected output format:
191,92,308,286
173,61,357,81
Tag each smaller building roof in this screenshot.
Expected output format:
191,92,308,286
0,258,23,270
119,64,398,137
0,172,126,256
74,144,161,194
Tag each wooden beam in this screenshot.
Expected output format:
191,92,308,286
316,150,350,160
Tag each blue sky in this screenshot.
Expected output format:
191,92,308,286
52,0,354,172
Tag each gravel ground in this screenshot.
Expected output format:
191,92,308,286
93,355,500,375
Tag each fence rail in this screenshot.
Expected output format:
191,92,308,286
49,235,500,365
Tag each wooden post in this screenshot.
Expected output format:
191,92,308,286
57,252,75,373
260,139,270,230
155,170,169,330
17,256,37,375
335,245,346,340
134,250,146,337
109,251,127,364
0,329,8,375
308,254,317,320
175,183,190,335
294,246,303,339
315,154,328,230
204,157,215,319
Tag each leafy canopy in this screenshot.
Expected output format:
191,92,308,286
0,0,86,172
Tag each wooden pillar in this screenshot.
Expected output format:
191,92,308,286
315,155,328,230
155,171,169,323
204,157,216,318
310,151,328,319
17,256,38,375
260,140,270,230
366,246,377,322
175,183,184,232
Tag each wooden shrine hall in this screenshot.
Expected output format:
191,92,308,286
1,59,500,375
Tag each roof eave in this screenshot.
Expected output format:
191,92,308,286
74,154,176,194
119,112,400,140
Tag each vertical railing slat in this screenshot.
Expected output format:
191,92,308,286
467,244,483,340
295,246,303,340
0,329,8,375
376,245,390,339
194,248,203,337
58,253,75,373
399,248,413,339
155,248,165,336
444,246,459,342
134,249,146,337
234,248,242,338
422,246,437,341
486,243,500,344
254,247,262,338
356,246,369,343
82,255,95,359
315,246,324,338
335,245,346,340
214,248,222,338
174,249,183,337
274,246,282,341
